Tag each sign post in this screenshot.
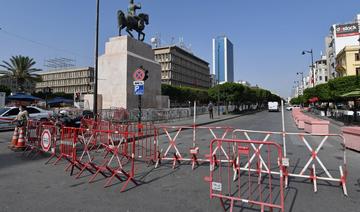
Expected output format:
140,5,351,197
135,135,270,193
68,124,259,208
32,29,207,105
133,81,144,125
133,66,149,128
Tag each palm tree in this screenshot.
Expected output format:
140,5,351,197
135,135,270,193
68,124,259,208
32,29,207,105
0,55,42,92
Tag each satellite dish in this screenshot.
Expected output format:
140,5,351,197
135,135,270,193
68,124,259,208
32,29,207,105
151,37,157,47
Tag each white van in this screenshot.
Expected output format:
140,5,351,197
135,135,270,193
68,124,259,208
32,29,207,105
268,102,279,112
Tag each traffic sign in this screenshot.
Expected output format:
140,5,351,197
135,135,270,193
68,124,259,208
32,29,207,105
134,84,144,95
41,129,52,152
133,81,144,85
133,68,145,81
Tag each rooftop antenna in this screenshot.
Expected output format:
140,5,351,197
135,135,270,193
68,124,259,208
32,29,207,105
44,57,76,70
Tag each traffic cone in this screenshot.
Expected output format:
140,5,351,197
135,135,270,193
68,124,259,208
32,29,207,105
14,127,26,150
9,127,19,148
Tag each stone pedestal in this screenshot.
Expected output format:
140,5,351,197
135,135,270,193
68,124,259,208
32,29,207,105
83,94,103,111
98,36,161,109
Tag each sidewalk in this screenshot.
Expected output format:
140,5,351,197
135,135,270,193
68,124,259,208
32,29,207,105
156,110,259,127
303,111,345,127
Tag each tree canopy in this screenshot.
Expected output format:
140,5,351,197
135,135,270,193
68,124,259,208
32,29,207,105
0,55,42,92
291,76,360,104
162,83,281,108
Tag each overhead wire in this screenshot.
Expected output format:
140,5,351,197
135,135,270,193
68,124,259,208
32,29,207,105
0,27,92,60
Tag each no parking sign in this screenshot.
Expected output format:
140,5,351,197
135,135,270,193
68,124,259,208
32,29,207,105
41,129,52,152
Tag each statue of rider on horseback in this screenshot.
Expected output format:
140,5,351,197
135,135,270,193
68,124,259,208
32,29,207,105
118,0,149,41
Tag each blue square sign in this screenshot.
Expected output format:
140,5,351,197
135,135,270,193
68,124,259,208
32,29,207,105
134,84,144,95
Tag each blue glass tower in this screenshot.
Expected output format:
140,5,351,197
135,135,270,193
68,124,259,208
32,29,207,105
212,36,234,83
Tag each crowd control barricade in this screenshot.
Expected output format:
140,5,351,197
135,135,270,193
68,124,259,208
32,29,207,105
155,125,233,169
23,120,41,156
126,123,157,163
207,139,284,212
232,129,348,196
88,129,139,192
39,122,58,159
24,120,57,159
53,127,82,175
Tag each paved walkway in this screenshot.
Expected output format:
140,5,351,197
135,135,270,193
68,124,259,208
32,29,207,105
157,110,258,126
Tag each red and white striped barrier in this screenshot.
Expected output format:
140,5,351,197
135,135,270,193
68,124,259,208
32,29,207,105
206,138,284,212
232,129,348,196
155,125,233,169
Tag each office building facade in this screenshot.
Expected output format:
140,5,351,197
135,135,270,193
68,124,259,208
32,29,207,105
35,67,94,94
212,36,234,83
153,45,211,89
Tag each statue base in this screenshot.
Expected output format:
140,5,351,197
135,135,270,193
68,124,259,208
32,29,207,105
98,36,162,109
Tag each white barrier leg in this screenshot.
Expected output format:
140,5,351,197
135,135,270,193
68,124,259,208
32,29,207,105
339,166,348,196
312,164,317,193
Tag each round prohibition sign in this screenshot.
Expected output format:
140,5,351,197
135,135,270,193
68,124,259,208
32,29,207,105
41,129,52,152
133,68,145,81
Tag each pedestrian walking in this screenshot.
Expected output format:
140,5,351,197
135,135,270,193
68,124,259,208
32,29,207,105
208,102,214,119
10,105,29,149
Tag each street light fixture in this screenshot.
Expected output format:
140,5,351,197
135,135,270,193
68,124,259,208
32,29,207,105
302,49,314,87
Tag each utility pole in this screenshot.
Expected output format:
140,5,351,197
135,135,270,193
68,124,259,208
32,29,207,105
217,41,220,116
93,0,100,119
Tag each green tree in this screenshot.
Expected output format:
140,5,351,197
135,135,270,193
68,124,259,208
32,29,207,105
290,95,305,105
0,85,11,95
0,55,42,92
161,84,209,106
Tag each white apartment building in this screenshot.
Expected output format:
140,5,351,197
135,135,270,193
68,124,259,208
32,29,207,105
314,55,328,86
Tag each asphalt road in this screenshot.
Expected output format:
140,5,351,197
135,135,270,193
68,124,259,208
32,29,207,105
0,110,359,212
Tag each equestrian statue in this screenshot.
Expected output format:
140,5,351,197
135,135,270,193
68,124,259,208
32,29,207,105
117,0,149,41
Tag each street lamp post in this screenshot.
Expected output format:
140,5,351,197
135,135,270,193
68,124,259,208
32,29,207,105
217,42,220,116
93,0,100,119
302,49,314,87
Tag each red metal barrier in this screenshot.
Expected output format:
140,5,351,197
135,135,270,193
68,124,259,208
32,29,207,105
88,129,138,192
127,123,157,163
23,120,41,155
24,120,57,159
53,127,81,174
207,139,284,212
155,125,233,169
232,129,348,196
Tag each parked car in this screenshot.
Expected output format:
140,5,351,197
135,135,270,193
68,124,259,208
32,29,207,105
0,106,54,130
286,105,300,111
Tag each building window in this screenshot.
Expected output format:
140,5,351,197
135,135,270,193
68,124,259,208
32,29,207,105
356,67,360,76
325,76,328,82
356,53,360,61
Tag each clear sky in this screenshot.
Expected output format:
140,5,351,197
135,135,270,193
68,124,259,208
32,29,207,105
0,0,359,97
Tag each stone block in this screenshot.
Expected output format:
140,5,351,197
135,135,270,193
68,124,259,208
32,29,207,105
342,127,360,151
98,36,161,109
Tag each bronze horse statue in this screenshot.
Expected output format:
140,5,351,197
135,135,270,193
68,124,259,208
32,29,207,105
117,10,149,41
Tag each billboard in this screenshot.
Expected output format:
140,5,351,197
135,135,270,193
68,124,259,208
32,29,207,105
335,23,360,37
